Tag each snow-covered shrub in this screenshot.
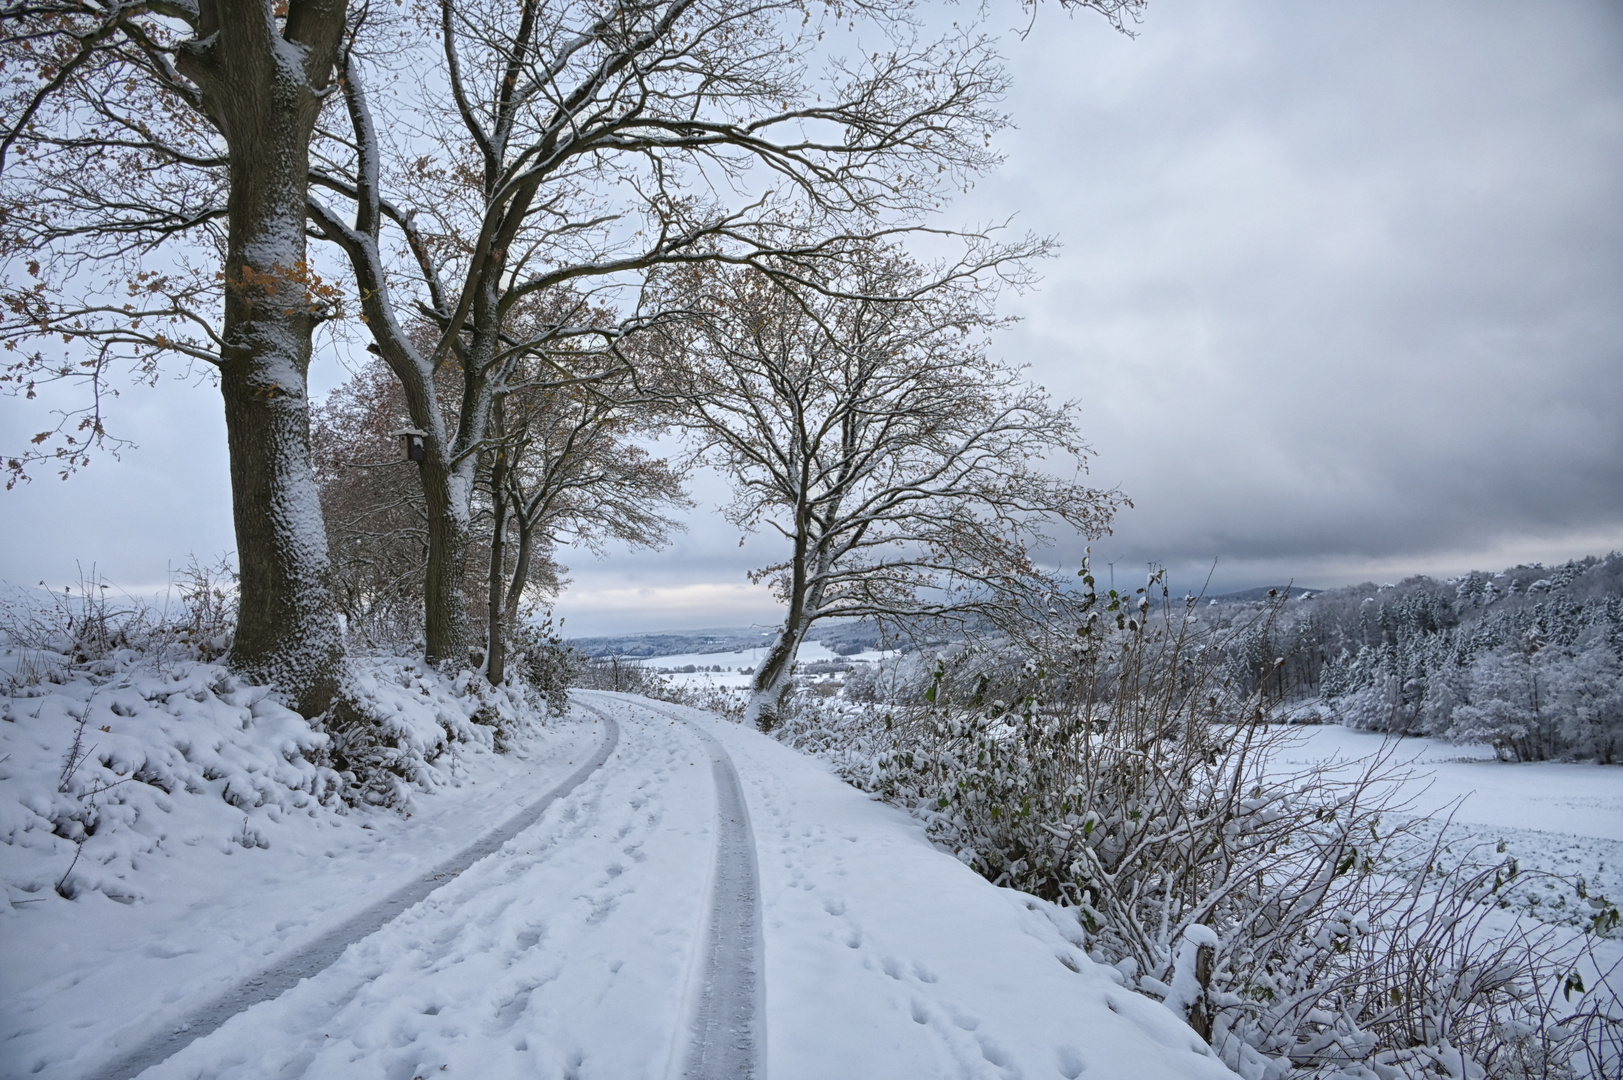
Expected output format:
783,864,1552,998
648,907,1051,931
777,570,1621,1078
1332,669,1419,735
0,645,545,906
0,650,342,904
1446,647,1545,762
318,661,538,804
1434,635,1623,763
511,610,581,717
1547,640,1623,764
646,677,746,721
841,662,880,702
573,656,663,694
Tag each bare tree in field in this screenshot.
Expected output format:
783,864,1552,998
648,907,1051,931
0,1,350,713
655,247,1123,729
308,0,1028,666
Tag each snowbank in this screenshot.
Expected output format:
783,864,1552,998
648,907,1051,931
0,649,541,908
1,646,605,1080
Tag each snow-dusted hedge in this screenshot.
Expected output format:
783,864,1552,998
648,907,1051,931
775,594,1622,1079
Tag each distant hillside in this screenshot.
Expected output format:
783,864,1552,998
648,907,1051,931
568,619,890,659
1207,553,1623,762
566,628,770,659
1208,585,1324,603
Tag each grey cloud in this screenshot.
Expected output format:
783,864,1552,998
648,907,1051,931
5,0,1620,629
977,0,1623,588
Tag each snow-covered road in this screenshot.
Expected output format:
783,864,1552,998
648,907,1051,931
637,705,766,1080
11,694,1237,1080
84,713,624,1080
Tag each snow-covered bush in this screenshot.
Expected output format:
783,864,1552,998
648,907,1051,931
573,655,663,694
1439,637,1623,764
511,610,581,717
0,572,555,908
776,571,1621,1078
0,558,238,669
646,677,746,720
319,660,538,804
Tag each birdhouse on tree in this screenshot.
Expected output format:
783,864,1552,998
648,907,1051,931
391,427,428,463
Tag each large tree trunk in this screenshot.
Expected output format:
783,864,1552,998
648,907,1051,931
745,622,806,732
419,321,498,666
183,1,347,717
504,512,534,633
421,455,474,666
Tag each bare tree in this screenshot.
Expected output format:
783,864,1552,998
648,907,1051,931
481,333,688,684
307,0,1024,666
311,358,440,649
0,1,350,714
654,246,1123,729
312,345,684,677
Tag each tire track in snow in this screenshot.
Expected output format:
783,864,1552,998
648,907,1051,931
83,710,620,1080
610,696,765,1080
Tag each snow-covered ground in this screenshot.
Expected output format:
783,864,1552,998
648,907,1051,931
1263,723,1623,1036
640,642,893,693
8,644,1618,1080
4,673,1239,1080
0,652,605,1080
1266,723,1623,840
1265,724,1623,927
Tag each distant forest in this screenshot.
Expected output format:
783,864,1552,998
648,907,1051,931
1211,554,1623,762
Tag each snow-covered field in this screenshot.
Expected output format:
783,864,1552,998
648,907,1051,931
1265,724,1623,929
640,642,893,693
1266,724,1623,840
1264,723,1623,1046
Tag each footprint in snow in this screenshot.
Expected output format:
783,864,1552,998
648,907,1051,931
1055,1045,1088,1078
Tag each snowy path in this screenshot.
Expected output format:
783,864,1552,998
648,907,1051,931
629,702,764,1080
11,695,1241,1080
603,694,1237,1080
82,715,622,1080
123,702,731,1080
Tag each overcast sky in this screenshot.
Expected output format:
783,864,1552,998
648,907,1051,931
3,0,1621,637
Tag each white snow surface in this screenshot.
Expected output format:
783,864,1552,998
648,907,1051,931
3,682,1240,1080
1264,724,1623,932
1265,723,1623,840
0,652,601,1080
643,642,892,693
